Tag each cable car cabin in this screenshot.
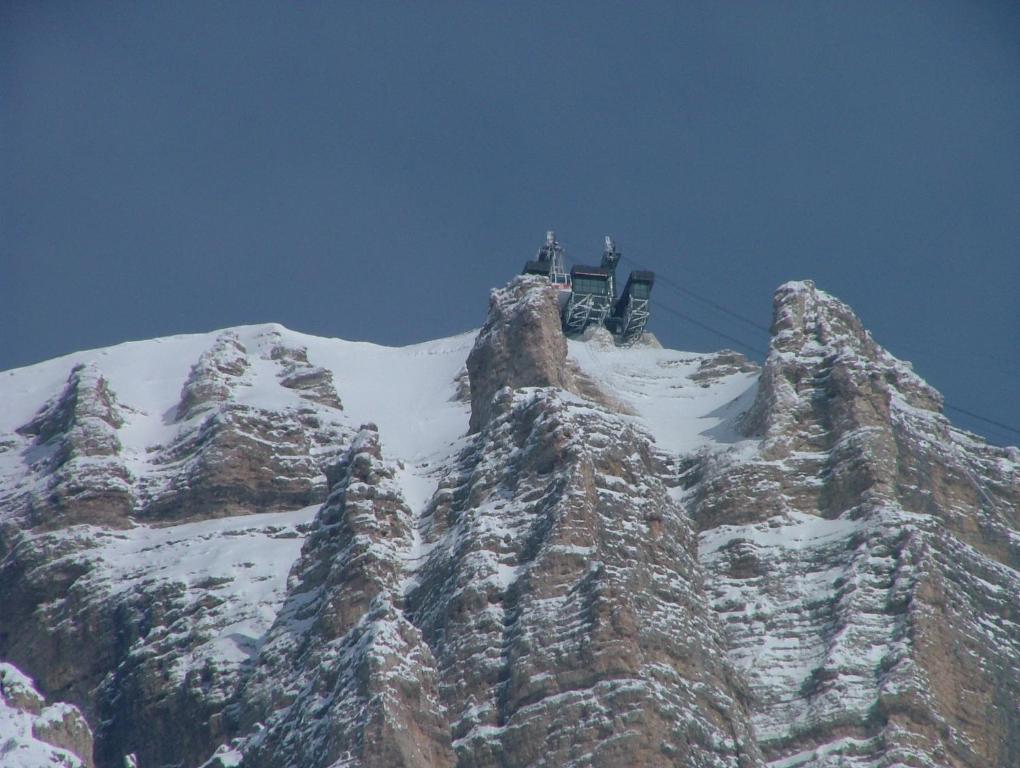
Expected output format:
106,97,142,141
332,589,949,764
562,265,613,335
522,259,552,278
611,270,655,345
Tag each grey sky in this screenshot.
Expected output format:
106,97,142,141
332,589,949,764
3,2,1018,444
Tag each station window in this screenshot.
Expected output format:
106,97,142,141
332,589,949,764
574,276,607,295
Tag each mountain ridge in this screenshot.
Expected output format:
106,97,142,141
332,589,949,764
0,278,1016,768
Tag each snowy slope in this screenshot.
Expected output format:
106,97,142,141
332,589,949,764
2,324,756,511
0,324,477,739
567,335,759,454
0,663,91,768
83,505,320,671
0,324,474,498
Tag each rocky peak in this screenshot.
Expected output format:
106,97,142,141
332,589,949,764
176,332,251,422
688,280,1020,767
769,279,878,355
466,277,580,433
744,279,942,457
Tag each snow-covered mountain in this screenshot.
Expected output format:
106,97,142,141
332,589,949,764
0,278,1016,768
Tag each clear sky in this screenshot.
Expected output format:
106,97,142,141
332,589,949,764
3,2,1018,445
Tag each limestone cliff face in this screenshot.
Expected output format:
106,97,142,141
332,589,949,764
14,363,133,529
0,279,1016,768
690,280,1020,767
407,280,760,767
411,391,760,768
466,276,580,433
0,327,352,768
235,426,454,768
207,279,759,768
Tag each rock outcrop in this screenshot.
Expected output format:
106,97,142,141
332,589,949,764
235,426,453,768
174,332,252,423
271,340,345,411
142,330,346,522
0,326,352,768
690,280,1020,767
14,364,132,529
0,662,94,767
466,276,580,433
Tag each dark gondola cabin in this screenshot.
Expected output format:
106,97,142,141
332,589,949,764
522,260,552,277
612,270,655,344
618,271,654,302
570,266,611,297
562,265,613,334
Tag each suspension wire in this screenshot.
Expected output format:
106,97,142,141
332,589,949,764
651,298,769,357
620,254,772,334
944,405,1020,439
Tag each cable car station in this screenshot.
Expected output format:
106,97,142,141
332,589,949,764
523,231,655,345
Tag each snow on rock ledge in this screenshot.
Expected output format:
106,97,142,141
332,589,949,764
14,363,133,529
0,662,94,767
233,425,453,768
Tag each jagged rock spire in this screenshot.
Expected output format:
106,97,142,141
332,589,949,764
235,425,454,768
466,276,580,433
